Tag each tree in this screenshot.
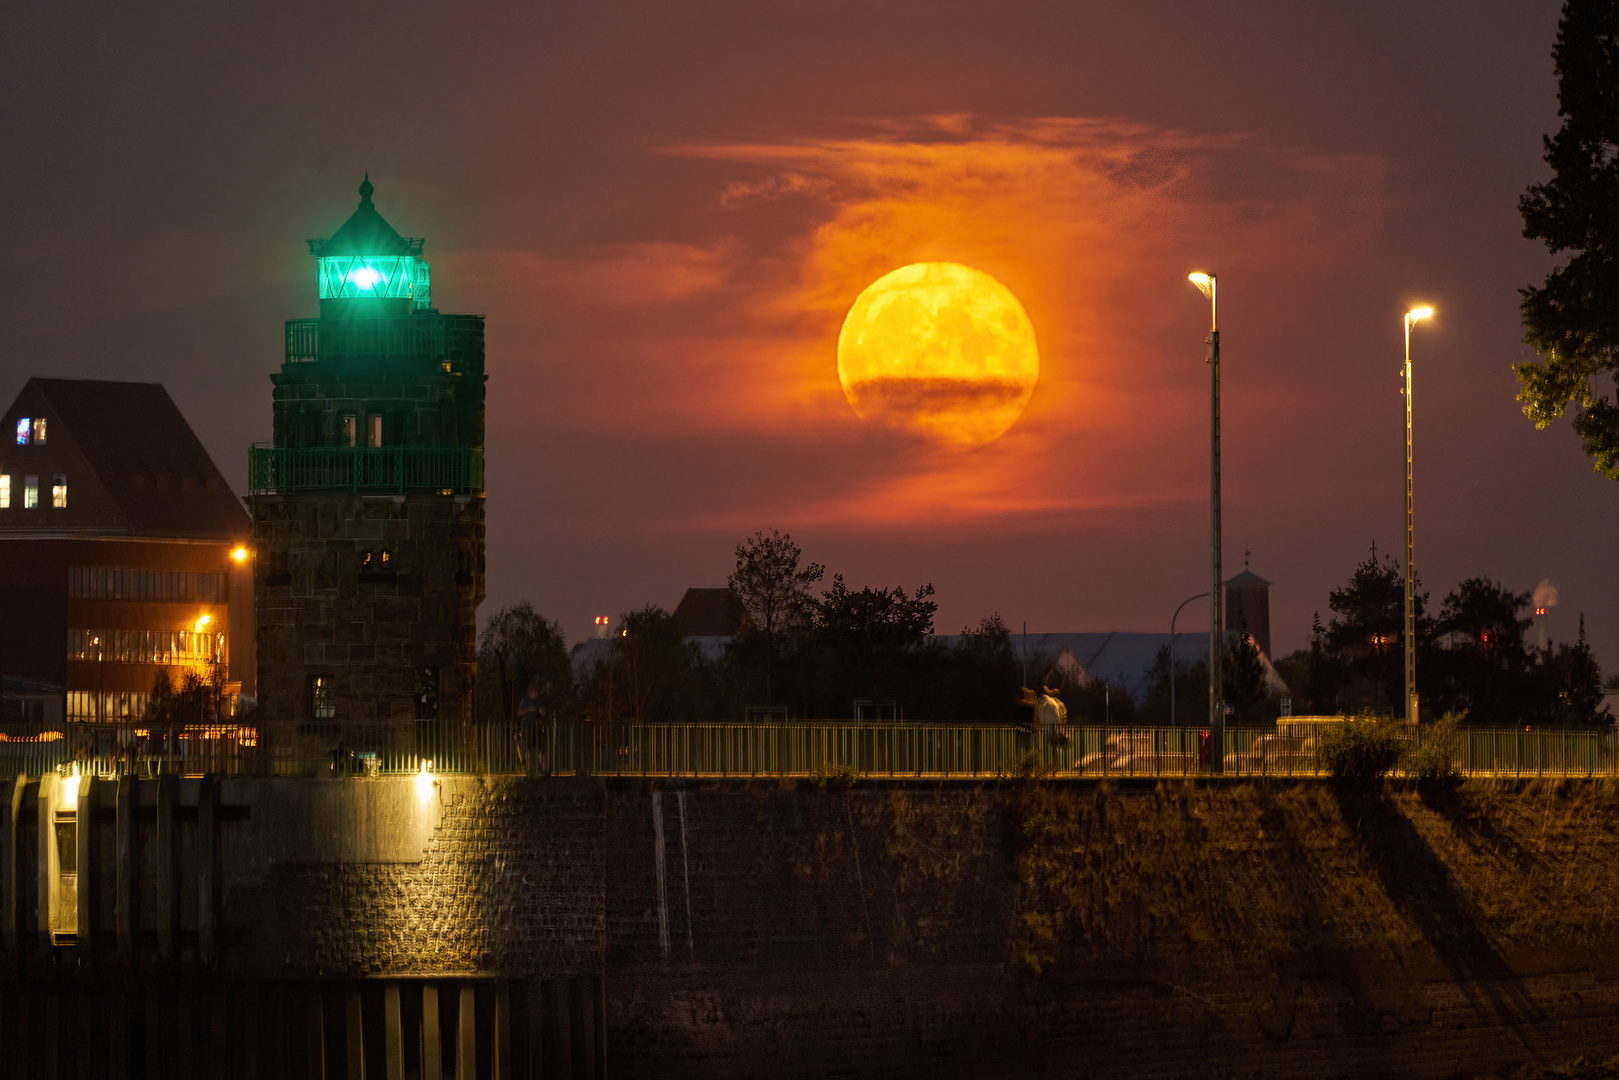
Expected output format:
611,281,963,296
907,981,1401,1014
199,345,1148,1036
1323,544,1427,711
1224,632,1269,723
477,603,572,724
815,577,936,653
1141,643,1210,725
1518,0,1619,478
1533,614,1606,725
616,605,696,722
948,615,1024,722
1430,578,1535,723
727,529,824,702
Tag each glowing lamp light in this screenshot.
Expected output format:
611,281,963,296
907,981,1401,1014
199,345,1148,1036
416,758,435,801
60,762,80,805
230,545,249,563
1187,272,1216,299
194,614,211,633
348,266,383,291
1407,306,1434,323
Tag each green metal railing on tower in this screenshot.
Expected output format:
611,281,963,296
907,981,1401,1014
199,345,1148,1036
247,446,483,495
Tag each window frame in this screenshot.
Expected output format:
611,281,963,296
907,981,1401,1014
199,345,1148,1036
22,475,38,509
309,674,336,720
51,474,66,508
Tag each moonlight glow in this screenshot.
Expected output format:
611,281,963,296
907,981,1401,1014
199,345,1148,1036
837,263,1039,448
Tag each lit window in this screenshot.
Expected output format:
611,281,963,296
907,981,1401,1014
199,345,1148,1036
23,475,38,509
0,475,8,509
31,419,45,445
310,675,336,719
341,414,357,448
15,419,27,445
367,414,382,448
51,475,66,508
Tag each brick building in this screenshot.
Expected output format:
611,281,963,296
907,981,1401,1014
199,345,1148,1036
249,177,486,747
0,378,253,725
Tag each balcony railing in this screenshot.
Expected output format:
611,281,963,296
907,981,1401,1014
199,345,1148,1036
248,446,483,494
284,317,449,365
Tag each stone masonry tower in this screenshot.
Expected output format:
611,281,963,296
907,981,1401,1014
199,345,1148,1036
250,177,485,750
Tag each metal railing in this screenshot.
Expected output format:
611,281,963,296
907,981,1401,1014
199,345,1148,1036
5,721,1616,781
248,446,484,495
284,317,449,365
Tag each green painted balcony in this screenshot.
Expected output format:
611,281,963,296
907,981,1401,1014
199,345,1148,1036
248,446,483,495
284,316,450,365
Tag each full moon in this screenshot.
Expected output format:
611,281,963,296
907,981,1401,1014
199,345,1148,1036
837,263,1039,448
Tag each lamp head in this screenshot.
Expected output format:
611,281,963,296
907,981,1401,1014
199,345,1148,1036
1188,272,1216,300
195,614,211,632
1407,305,1433,325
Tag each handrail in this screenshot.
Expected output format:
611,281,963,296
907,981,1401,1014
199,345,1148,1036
6,721,1615,781
248,446,484,495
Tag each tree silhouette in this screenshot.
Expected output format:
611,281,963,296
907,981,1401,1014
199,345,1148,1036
1519,0,1619,478
728,529,823,703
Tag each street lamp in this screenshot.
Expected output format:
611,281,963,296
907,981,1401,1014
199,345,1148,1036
1169,591,1210,725
1188,272,1223,763
1403,305,1433,724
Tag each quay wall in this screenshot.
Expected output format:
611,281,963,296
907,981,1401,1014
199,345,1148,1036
1,774,1618,1077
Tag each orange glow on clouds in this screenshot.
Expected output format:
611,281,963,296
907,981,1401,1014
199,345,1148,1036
458,115,1388,531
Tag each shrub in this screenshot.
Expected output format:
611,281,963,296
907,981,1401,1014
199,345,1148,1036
807,761,857,791
1317,715,1408,786
1405,710,1465,790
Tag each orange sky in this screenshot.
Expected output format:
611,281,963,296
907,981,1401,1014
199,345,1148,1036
450,116,1391,529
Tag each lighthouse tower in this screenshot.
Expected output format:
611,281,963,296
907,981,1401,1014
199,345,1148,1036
250,177,486,750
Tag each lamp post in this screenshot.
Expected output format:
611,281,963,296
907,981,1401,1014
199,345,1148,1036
1169,591,1210,725
1188,272,1222,765
1402,305,1432,725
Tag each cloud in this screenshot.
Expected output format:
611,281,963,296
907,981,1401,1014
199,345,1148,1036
715,171,834,208
445,239,737,314
473,115,1391,530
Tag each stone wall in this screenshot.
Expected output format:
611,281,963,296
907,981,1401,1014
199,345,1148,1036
4,774,1619,1077
252,491,484,732
602,778,1619,1079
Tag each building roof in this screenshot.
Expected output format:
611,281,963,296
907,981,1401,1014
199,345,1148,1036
3,378,249,540
308,175,420,257
672,588,746,637
1224,570,1271,588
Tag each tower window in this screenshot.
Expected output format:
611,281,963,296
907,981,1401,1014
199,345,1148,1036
341,414,357,448
367,414,383,448
32,419,45,445
0,475,8,508
309,675,335,720
23,476,38,509
415,667,439,720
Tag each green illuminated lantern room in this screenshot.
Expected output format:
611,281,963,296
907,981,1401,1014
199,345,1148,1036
310,174,431,315
252,175,486,491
